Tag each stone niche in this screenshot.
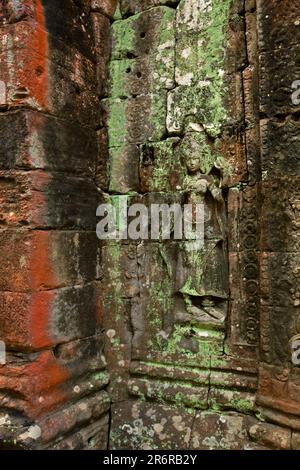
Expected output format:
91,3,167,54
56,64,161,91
104,0,260,450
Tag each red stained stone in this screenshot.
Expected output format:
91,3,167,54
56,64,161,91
0,2,48,111
0,350,70,419
0,290,53,350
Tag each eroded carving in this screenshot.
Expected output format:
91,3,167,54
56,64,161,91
174,133,228,329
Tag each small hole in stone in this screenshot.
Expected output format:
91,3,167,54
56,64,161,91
74,84,81,95
35,65,44,76
136,71,142,78
126,67,131,73
140,32,146,38
53,344,62,359
88,437,94,447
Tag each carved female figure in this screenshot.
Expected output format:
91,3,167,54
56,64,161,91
175,133,228,327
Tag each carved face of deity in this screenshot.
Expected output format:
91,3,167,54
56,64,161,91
185,153,202,174
180,134,213,176
184,147,211,175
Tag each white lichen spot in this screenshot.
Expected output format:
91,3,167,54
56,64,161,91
197,331,209,338
157,40,175,52
186,122,204,133
101,355,107,366
106,329,116,340
19,425,42,441
78,403,88,411
172,416,185,431
141,443,152,450
157,330,169,340
153,423,164,433
0,415,11,426
166,92,180,133
73,385,81,394
202,435,219,449
0,80,6,105
146,408,155,418
177,0,212,31
192,433,200,448
176,73,194,86
181,47,192,59
28,425,42,440
133,419,143,429
73,232,80,248
132,403,140,420
122,424,133,435
198,80,211,88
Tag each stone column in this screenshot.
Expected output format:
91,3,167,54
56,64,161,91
0,0,111,449
256,0,300,444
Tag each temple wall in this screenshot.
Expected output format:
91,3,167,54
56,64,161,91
0,0,299,450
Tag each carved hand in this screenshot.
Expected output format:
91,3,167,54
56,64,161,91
193,179,208,194
209,184,223,203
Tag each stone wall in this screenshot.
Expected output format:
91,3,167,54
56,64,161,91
104,0,261,450
0,0,300,451
103,0,300,450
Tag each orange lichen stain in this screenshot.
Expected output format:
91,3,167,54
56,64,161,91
4,0,49,110
26,350,70,419
29,290,55,350
28,173,58,348
31,231,57,290
15,170,56,348
31,0,48,109
0,351,70,419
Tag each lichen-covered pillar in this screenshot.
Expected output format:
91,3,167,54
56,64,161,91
102,0,264,450
0,0,110,449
